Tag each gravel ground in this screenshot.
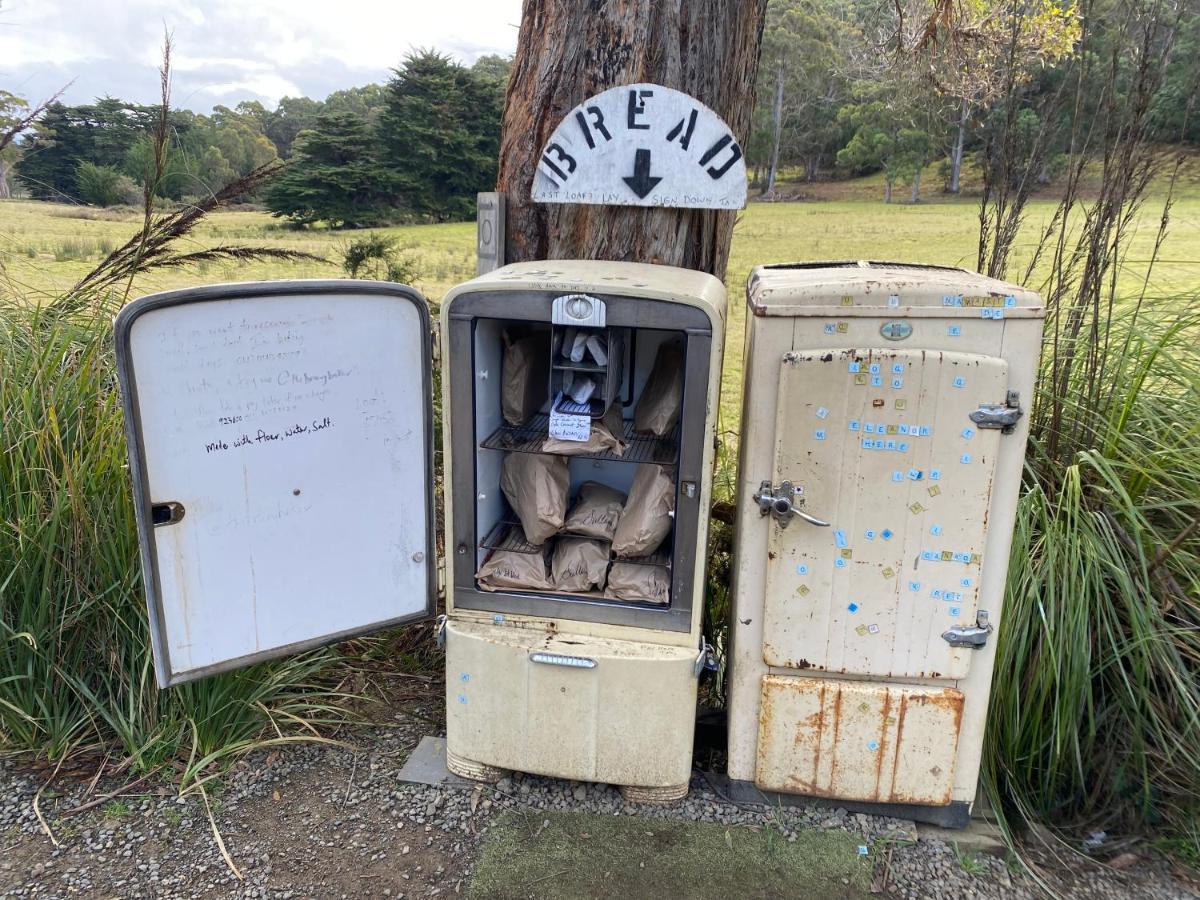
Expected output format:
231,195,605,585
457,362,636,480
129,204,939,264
1,693,1196,899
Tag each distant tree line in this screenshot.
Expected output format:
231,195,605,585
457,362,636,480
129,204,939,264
745,0,1200,202
265,51,507,225
8,2,1196,214
7,51,509,224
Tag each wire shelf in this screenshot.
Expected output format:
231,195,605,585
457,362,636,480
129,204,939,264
479,413,678,466
479,520,672,569
613,549,671,569
479,521,544,554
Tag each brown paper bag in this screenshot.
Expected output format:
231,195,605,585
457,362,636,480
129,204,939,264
502,331,550,426
500,453,569,545
633,340,684,436
611,464,674,557
541,402,628,457
476,549,553,592
551,537,610,593
603,563,669,605
563,481,626,541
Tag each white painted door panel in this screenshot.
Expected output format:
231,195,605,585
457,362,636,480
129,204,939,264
116,283,437,686
762,349,1007,679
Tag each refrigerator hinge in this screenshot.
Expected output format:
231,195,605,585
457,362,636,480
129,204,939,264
694,637,718,678
435,614,448,648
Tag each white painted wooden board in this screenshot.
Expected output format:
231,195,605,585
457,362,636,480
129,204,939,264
117,284,435,686
532,83,747,209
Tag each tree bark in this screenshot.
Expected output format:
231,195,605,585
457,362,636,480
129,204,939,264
910,164,922,203
496,0,768,280
764,63,784,198
0,159,10,200
949,98,968,194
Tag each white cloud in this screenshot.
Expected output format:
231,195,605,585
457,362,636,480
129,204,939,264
0,0,522,109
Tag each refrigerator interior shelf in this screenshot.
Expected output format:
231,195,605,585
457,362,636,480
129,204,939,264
479,413,678,466
478,522,672,569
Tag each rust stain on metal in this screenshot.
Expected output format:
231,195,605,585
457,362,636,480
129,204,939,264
886,692,909,803
872,691,895,802
827,687,844,787
811,681,828,782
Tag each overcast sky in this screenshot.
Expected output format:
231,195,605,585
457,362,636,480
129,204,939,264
1,0,523,112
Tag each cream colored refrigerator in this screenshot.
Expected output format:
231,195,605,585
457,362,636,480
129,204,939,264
725,262,1044,826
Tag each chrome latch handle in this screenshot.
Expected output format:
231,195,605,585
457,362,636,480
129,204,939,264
754,481,830,528
941,610,993,648
970,390,1023,434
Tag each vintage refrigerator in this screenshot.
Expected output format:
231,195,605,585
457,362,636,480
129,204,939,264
439,261,725,800
114,260,725,802
725,262,1044,827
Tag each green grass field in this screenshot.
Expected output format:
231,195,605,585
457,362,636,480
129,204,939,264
3,188,1198,428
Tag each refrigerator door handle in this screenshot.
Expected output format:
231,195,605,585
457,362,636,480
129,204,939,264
529,651,598,669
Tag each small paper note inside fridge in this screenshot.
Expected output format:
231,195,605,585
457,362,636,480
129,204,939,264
549,392,591,442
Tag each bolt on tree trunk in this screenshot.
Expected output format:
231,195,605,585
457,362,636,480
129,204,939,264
496,0,768,281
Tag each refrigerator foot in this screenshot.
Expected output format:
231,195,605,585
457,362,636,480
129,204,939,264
446,749,507,784
619,782,689,804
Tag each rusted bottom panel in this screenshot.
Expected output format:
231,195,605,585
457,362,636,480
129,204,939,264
755,674,964,806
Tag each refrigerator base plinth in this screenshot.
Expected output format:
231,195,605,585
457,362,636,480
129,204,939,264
445,749,507,784
619,782,690,804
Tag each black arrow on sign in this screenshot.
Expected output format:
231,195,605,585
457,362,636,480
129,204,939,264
623,148,662,199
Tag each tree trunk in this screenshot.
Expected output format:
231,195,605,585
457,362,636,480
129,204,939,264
910,164,922,203
884,177,893,204
764,63,784,198
496,0,768,280
949,98,968,194
0,159,10,200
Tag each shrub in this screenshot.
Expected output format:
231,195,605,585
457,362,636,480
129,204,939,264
74,161,139,208
340,234,420,283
